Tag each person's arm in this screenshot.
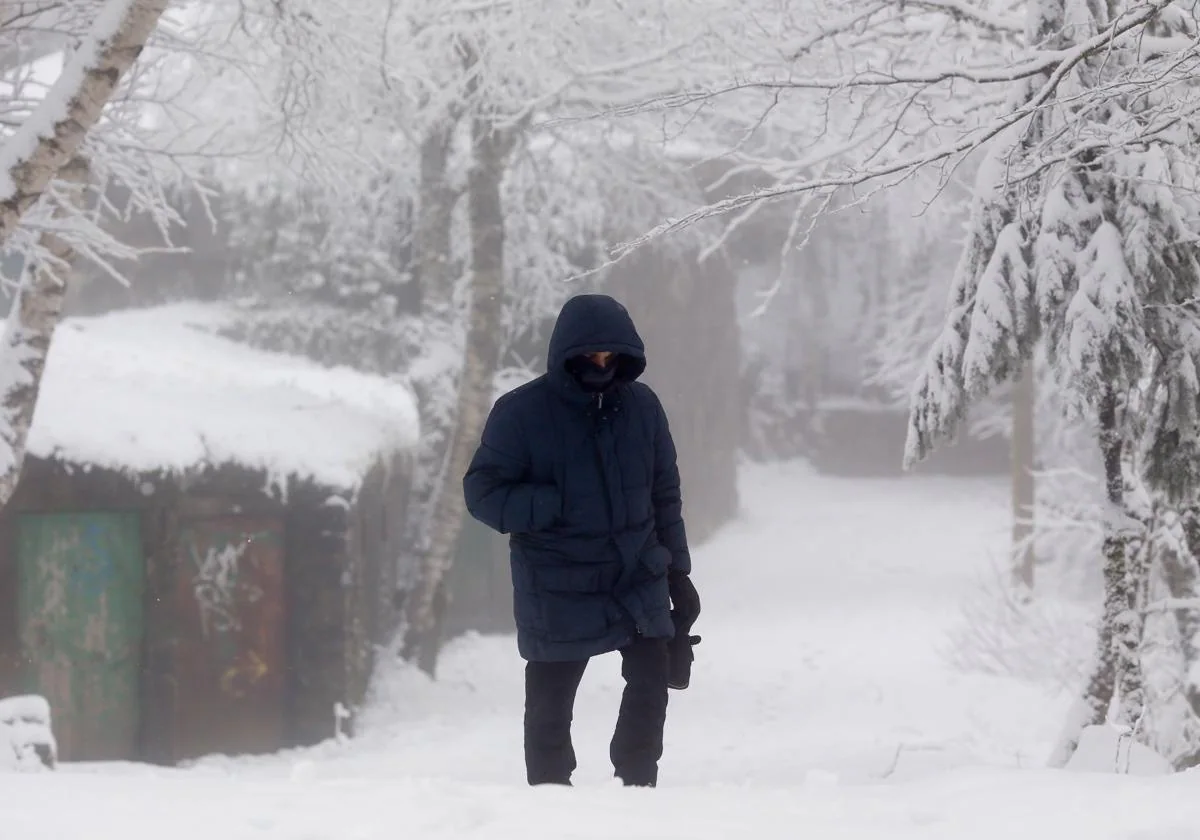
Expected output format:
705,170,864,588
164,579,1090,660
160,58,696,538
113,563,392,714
463,400,561,535
651,392,701,630
651,394,691,575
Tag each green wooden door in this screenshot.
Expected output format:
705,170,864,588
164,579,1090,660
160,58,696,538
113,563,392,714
16,512,143,761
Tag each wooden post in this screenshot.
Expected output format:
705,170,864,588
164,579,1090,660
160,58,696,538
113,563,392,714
1011,369,1036,592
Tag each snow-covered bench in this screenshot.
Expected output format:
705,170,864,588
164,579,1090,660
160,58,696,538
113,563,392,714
0,695,56,770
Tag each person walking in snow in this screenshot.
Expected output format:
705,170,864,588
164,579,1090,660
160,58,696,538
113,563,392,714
463,293,701,788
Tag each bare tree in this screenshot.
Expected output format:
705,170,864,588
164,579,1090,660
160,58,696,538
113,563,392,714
401,100,520,670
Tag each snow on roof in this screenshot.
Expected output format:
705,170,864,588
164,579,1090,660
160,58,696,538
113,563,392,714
27,303,419,490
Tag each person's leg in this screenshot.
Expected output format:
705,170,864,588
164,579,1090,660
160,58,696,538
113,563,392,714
524,657,589,785
610,635,669,786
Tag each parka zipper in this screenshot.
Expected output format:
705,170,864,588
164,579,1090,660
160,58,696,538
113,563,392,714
592,391,613,523
593,390,637,636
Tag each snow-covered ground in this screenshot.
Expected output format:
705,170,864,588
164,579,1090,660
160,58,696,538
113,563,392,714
4,461,1199,839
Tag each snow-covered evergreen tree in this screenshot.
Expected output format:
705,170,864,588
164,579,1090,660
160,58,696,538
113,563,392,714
905,0,1200,767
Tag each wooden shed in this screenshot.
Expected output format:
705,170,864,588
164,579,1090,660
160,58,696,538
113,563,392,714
0,304,418,765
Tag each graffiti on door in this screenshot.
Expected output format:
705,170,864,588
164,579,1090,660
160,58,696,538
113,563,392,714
185,530,274,638
172,517,285,760
219,649,269,699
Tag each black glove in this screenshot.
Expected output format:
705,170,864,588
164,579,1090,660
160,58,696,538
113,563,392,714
668,610,701,690
668,571,700,630
667,571,701,690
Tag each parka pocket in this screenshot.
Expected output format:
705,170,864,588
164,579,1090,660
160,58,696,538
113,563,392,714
639,543,671,579
535,564,605,594
563,489,607,525
530,563,619,643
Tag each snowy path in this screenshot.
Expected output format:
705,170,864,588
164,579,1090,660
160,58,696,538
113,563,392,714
330,460,1063,786
4,462,1199,840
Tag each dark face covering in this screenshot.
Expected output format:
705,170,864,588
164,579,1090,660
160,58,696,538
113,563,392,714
570,354,618,392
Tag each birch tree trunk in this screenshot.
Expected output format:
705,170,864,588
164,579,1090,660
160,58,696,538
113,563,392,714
0,157,90,505
401,114,513,674
395,120,463,615
0,0,166,245
1011,370,1037,591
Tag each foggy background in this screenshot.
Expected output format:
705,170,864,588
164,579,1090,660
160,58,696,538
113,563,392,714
43,144,1105,644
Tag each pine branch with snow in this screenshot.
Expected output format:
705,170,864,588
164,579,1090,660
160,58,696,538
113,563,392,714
904,118,1039,465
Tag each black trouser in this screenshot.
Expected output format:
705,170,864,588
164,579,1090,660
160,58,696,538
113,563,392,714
524,635,669,787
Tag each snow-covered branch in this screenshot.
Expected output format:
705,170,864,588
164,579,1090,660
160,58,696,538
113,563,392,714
1145,597,1200,614
0,0,168,247
548,0,1176,287
905,0,1023,34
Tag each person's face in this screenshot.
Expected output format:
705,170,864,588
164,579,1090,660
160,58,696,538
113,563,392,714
586,351,614,368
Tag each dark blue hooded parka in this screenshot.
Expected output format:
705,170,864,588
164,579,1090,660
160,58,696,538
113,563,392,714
463,294,691,662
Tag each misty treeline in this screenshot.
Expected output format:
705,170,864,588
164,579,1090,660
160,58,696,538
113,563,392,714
4,0,1200,768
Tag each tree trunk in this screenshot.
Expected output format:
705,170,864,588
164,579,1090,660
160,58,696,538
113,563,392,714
1108,404,1145,731
794,245,829,415
414,125,461,317
1011,369,1037,592
401,115,511,674
0,157,89,506
395,120,463,610
0,0,167,246
1049,383,1143,765
1162,509,1200,768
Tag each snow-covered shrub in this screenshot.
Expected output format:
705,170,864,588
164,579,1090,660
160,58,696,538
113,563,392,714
943,564,1096,692
1063,724,1171,776
0,695,56,771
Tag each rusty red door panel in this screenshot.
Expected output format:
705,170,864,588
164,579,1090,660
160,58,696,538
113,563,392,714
172,516,285,760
